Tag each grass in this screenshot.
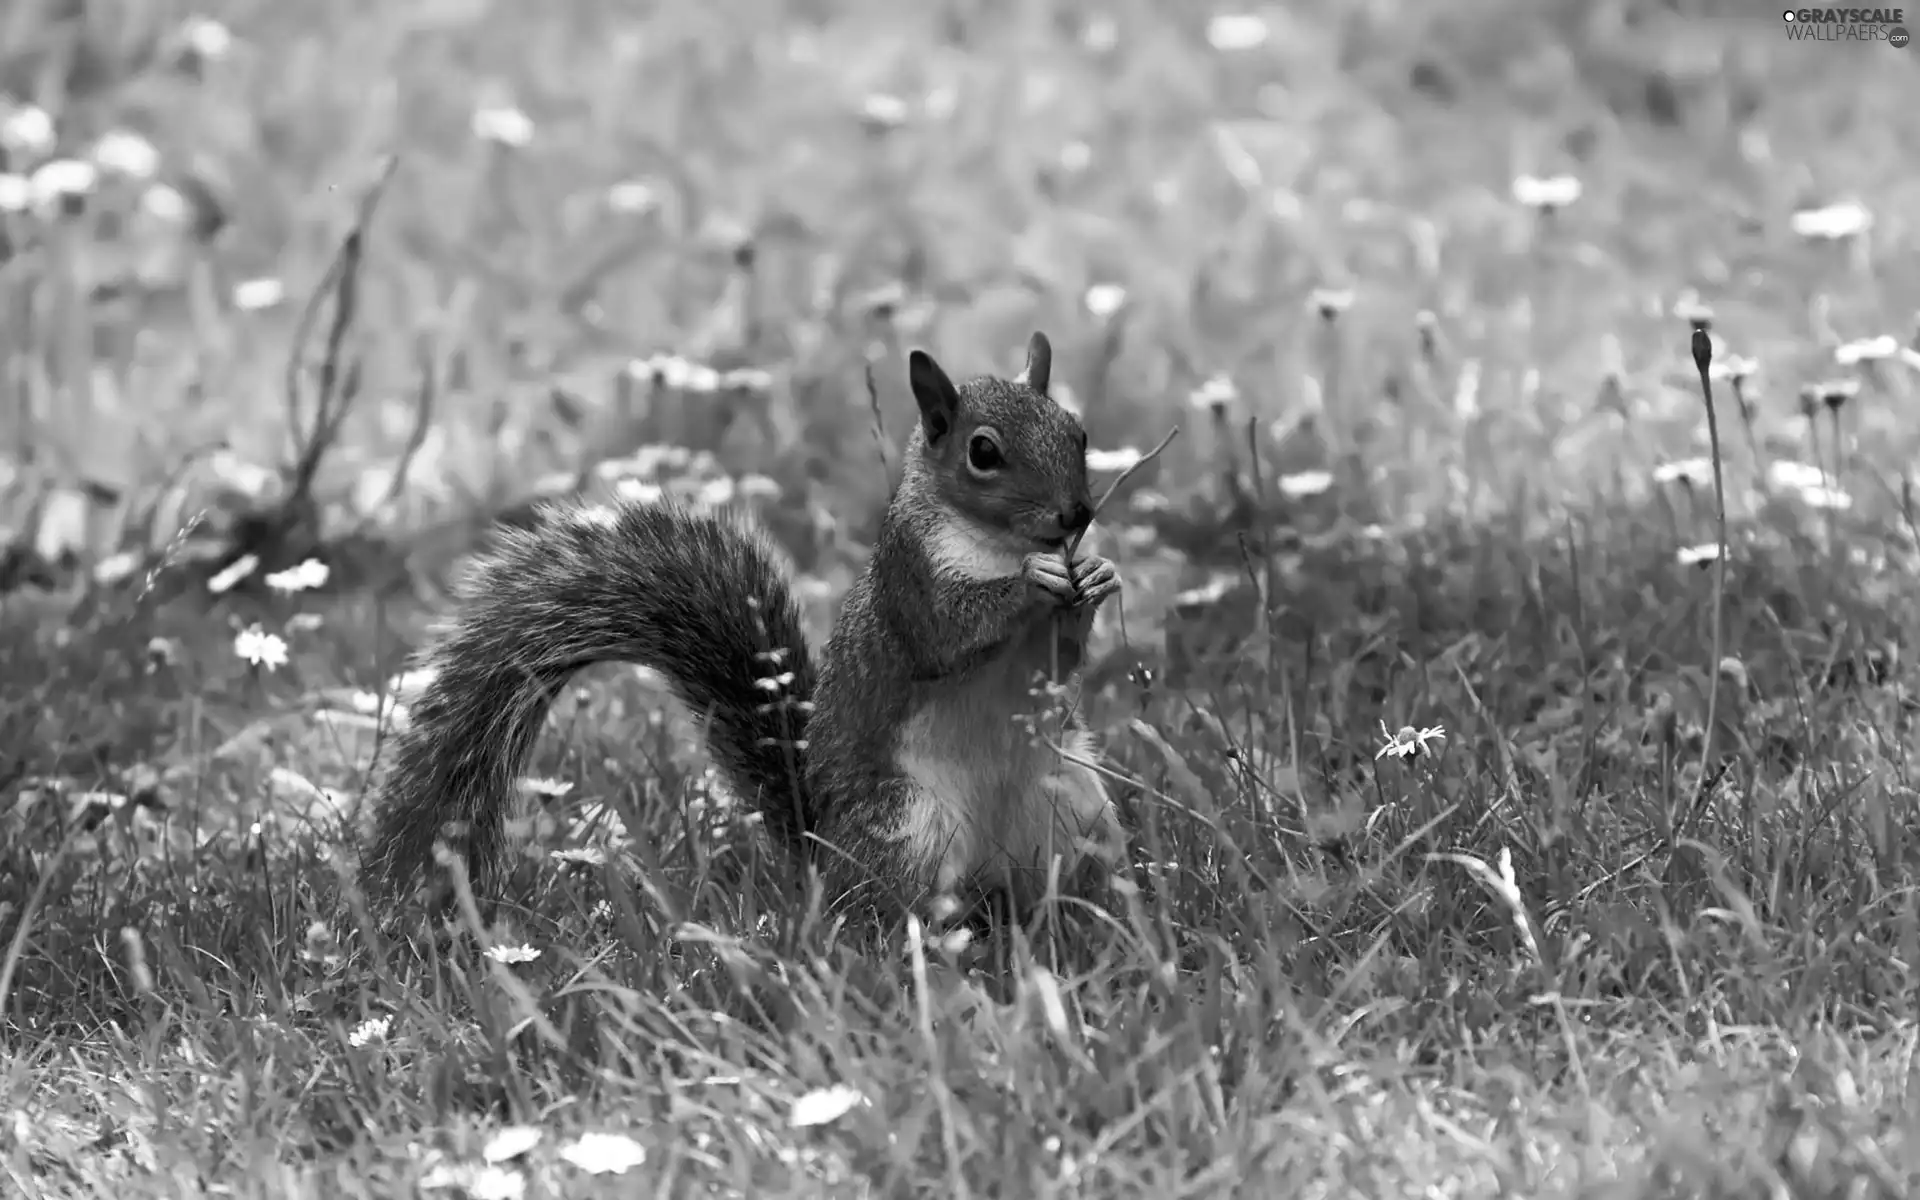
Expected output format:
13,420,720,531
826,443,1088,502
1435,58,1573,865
4,0,1920,1195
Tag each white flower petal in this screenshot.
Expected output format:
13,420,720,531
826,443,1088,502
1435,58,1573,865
140,182,190,222
607,180,657,213
1277,470,1334,498
859,92,909,128
483,944,541,965
182,17,235,61
1834,335,1898,365
1796,485,1852,510
0,172,28,213
472,104,534,147
1206,14,1269,50
1187,373,1239,411
482,1126,543,1164
0,104,55,157
467,1167,525,1200
347,1015,391,1047
1083,283,1127,318
1652,457,1713,486
789,1084,867,1128
233,626,290,670
91,130,160,179
209,553,259,594
559,1132,647,1175
28,159,98,210
1086,447,1143,473
1512,173,1582,209
264,557,329,593
233,278,286,311
1789,201,1872,240
1766,460,1827,491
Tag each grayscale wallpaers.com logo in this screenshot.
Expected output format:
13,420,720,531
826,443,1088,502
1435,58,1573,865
1783,8,1910,45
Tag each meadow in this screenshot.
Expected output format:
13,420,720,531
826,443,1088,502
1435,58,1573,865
3,0,1920,1195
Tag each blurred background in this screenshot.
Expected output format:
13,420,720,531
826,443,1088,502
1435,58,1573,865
2,0,1915,619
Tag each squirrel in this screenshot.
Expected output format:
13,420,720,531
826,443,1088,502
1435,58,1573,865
360,331,1127,922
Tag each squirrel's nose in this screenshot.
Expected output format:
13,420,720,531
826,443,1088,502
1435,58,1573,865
1061,501,1094,533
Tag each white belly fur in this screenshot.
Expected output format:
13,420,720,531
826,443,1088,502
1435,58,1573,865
887,619,1125,900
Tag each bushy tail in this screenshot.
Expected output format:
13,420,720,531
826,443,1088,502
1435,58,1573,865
360,500,817,903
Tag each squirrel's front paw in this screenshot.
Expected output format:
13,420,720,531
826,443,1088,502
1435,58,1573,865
1068,553,1121,611
1022,552,1078,608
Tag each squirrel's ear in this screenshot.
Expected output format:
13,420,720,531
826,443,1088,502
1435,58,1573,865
908,349,962,445
1015,331,1052,397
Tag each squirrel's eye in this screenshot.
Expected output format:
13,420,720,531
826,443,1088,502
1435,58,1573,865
967,434,1004,473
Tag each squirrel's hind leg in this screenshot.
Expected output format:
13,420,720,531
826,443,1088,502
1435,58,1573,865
812,777,974,923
